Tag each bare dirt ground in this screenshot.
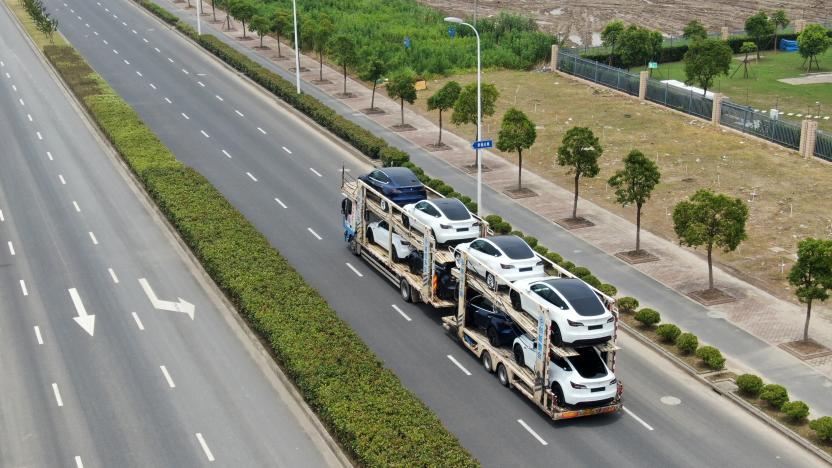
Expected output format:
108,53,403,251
417,0,832,45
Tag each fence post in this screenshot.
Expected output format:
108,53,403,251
711,94,723,126
616,70,621,90
721,27,729,40
638,71,648,100
551,44,559,72
594,61,599,83
799,120,809,156
803,120,819,158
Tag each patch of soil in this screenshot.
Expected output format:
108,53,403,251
209,20,224,25
253,45,270,50
289,67,310,73
705,371,738,383
222,27,237,32
615,250,659,264
272,55,289,61
425,142,451,152
361,107,386,115
687,288,737,306
236,36,255,41
503,187,538,199
462,163,493,174
556,217,595,230
779,339,832,361
391,124,417,132
336,92,358,99
312,79,333,85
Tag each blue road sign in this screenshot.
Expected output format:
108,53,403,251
472,139,493,150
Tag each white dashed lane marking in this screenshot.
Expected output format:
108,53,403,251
222,150,232,158
310,168,322,177
274,198,287,209
52,383,63,407
257,127,266,134
132,312,145,330
345,262,363,277
307,228,322,240
246,172,257,182
392,305,412,321
446,355,472,376
89,232,98,245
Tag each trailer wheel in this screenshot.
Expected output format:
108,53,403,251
349,239,361,256
496,363,509,387
481,351,493,373
510,290,522,311
399,278,412,303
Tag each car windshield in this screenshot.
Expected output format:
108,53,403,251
491,236,534,260
546,279,605,316
568,348,608,379
385,169,421,186
433,199,471,220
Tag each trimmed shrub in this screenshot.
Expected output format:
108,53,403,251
380,146,410,167
522,235,538,249
760,384,789,409
675,332,698,355
634,308,661,327
572,266,592,279
544,251,563,265
136,0,179,24
695,345,725,370
781,401,810,423
581,274,602,289
598,283,617,297
560,261,576,273
736,374,764,397
484,214,503,225
533,244,548,256
616,296,639,313
656,323,681,343
810,416,832,441
510,230,525,238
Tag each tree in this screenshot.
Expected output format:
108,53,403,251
732,42,757,78
210,0,217,22
217,0,232,30
607,150,661,253
682,20,708,42
617,25,660,69
451,82,499,164
672,189,749,291
798,24,831,73
328,34,359,95
788,238,832,341
250,14,271,48
426,81,461,146
745,11,775,59
387,70,417,126
228,0,256,39
556,127,603,219
601,20,625,66
270,10,290,58
771,10,790,53
683,38,732,94
496,108,537,190
309,14,334,81
359,54,388,110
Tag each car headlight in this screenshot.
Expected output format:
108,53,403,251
567,319,584,327
570,381,587,389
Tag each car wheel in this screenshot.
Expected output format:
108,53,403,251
380,199,389,212
496,363,509,387
366,229,374,244
486,273,497,291
402,214,410,229
454,251,463,268
487,327,500,347
400,278,412,303
481,351,493,373
552,383,566,407
551,324,564,347
513,344,525,366
509,290,522,311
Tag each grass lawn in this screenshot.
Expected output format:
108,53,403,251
412,69,832,314
642,50,832,130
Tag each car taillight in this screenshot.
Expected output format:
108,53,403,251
606,317,615,323
535,260,545,266
570,382,587,389
609,379,617,386
472,221,481,227
500,263,515,269
567,319,584,327
439,224,452,229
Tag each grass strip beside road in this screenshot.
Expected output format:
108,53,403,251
9,5,478,466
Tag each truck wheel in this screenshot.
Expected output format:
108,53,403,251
510,290,522,311
349,239,361,256
496,363,509,387
513,344,525,365
481,351,493,373
399,278,412,303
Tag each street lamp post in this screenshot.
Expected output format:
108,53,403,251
196,0,202,35
445,17,482,215
292,0,301,94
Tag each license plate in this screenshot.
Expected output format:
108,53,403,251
588,325,602,330
456,227,469,232
591,387,604,393
519,267,532,272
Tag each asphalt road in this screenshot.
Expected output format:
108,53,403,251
34,0,826,466
0,4,343,467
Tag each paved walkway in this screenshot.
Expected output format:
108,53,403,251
165,2,832,414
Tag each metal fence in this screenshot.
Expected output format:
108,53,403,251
816,130,832,162
557,52,639,96
720,101,802,150
645,80,713,119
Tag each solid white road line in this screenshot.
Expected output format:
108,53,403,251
8,241,15,256
181,112,190,120
391,304,412,321
257,127,266,134
59,174,66,184
200,130,210,138
36,131,43,140
197,81,205,87
132,312,145,330
136,71,143,77
195,433,215,462
446,355,472,376
310,168,322,177
34,326,43,344
160,365,176,388
274,198,287,209
154,47,161,53
517,419,548,445
75,456,83,468
19,98,24,106
215,94,223,101
46,151,53,160
623,406,654,431
164,97,172,104
108,268,119,284
307,228,322,240
73,201,81,212
246,172,257,182
149,83,157,90
20,279,28,296
234,109,244,117
221,149,232,158
88,232,98,245
345,262,363,277
52,383,63,407
282,146,292,154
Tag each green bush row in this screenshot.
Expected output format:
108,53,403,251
42,41,477,468
135,0,179,25
736,373,827,431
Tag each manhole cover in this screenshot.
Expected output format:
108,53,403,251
660,396,681,406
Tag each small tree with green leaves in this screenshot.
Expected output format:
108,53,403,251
771,10,789,53
452,82,500,164
733,42,757,79
328,34,359,95
557,127,602,219
426,81,461,146
682,20,708,42
798,24,831,73
387,70,417,126
496,108,536,190
36,12,58,43
309,14,334,81
745,11,775,59
228,0,256,38
683,38,732,94
788,238,832,341
617,25,662,69
359,54,387,111
250,15,271,48
270,10,290,57
608,149,661,253
672,189,749,291
601,20,625,65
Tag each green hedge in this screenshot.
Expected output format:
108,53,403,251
42,43,477,468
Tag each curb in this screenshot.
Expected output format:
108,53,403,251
620,322,832,465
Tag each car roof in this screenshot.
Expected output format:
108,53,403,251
542,278,605,316
488,236,534,259
381,167,421,186
431,198,471,220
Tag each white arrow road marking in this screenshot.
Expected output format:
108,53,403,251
446,355,472,375
517,419,548,445
69,288,95,336
138,278,195,319
52,383,63,406
195,433,215,462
